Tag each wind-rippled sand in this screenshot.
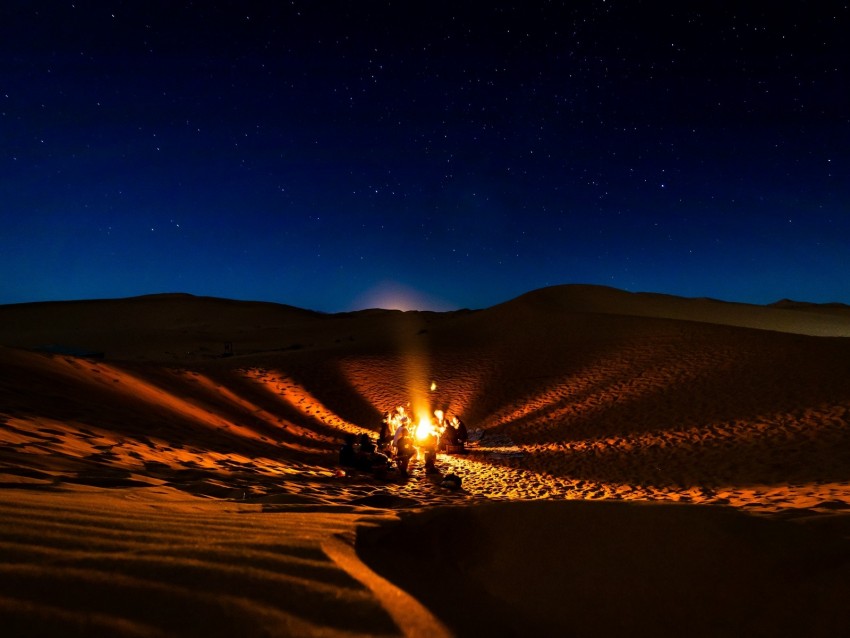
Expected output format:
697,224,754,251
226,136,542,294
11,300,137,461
2,285,850,636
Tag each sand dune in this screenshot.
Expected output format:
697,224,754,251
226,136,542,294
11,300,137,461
497,284,850,337
1,285,850,636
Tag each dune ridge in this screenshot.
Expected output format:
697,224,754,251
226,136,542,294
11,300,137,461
494,284,850,337
2,284,850,636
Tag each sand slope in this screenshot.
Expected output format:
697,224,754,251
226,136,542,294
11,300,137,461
2,285,850,636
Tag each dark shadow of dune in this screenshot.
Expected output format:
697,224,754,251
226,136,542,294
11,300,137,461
357,500,850,638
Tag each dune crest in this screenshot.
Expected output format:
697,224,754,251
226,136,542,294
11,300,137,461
495,284,850,337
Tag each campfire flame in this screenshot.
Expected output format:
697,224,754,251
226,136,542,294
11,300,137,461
415,413,436,441
383,405,443,443
383,382,454,449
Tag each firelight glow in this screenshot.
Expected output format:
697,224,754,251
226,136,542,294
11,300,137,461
415,413,437,442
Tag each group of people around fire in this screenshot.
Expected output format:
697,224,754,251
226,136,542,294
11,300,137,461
338,405,468,482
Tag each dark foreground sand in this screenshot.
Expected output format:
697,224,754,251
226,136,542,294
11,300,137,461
1,285,850,636
360,500,850,638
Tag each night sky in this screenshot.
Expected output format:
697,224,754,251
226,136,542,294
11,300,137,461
2,2,849,312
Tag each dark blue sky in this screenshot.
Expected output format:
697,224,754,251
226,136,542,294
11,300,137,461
2,1,849,311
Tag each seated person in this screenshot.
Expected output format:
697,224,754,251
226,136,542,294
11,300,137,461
339,434,357,468
393,424,414,477
422,431,439,474
447,417,468,452
455,417,468,444
358,433,376,455
354,434,372,471
440,423,459,449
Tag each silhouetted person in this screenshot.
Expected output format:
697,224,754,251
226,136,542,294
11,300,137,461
422,431,439,474
339,434,356,468
441,422,459,449
378,419,391,451
393,423,414,478
455,417,468,444
358,433,390,478
359,433,376,455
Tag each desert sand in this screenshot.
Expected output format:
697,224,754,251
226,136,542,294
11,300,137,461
1,284,850,636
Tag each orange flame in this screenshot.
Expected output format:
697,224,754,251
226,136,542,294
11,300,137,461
415,413,437,441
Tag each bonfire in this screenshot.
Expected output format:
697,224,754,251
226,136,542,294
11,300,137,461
383,403,465,459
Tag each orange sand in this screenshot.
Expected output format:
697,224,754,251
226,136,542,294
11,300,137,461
1,285,849,636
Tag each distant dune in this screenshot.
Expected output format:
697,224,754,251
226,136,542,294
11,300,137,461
3,285,849,360
1,284,849,636
494,284,850,337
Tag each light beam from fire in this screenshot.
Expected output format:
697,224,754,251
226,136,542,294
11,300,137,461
395,316,435,437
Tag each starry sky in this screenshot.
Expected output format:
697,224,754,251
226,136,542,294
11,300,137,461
2,2,849,312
